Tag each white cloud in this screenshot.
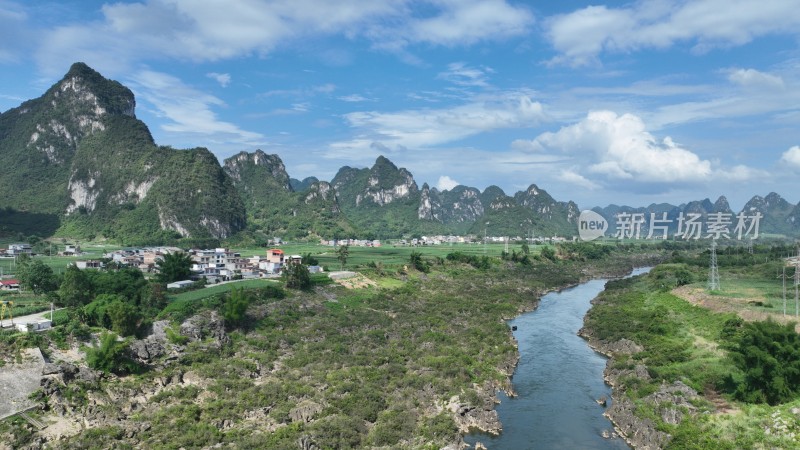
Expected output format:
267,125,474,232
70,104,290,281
0,1,30,63
557,170,600,190
437,62,492,87
727,68,785,90
532,110,712,182
437,175,460,191
338,92,547,149
35,0,534,76
716,164,768,181
781,145,800,168
338,94,371,102
129,70,264,146
206,72,231,87
511,139,542,152
291,102,310,112
546,0,800,66
371,0,533,50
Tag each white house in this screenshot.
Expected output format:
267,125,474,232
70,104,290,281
167,280,195,289
7,243,32,256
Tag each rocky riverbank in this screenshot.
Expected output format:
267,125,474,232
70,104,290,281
579,282,701,450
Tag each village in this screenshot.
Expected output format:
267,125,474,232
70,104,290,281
0,233,575,293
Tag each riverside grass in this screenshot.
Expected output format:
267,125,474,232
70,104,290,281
586,263,800,450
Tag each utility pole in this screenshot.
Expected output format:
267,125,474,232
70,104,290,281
483,222,489,255
795,248,800,318
782,265,787,317
708,241,720,291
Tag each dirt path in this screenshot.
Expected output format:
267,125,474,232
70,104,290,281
672,286,800,332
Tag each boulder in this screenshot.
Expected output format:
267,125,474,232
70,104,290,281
180,311,230,346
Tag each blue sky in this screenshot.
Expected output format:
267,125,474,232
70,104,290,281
1,0,799,210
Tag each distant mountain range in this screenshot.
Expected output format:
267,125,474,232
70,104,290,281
1,62,798,244
593,192,800,238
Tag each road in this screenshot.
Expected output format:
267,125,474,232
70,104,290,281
0,308,60,329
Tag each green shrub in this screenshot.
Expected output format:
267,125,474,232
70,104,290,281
85,332,139,375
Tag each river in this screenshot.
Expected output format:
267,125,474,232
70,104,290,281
465,268,650,450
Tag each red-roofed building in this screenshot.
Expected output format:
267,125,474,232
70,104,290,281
0,279,20,291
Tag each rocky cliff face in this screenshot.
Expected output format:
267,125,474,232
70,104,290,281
0,62,246,242
356,156,418,207
223,151,350,239
469,183,579,237
417,184,484,224
224,150,292,192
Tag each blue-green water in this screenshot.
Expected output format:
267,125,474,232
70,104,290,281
466,269,649,449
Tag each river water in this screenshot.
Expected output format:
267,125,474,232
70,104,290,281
465,268,650,450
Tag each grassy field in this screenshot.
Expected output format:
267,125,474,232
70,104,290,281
0,242,118,277
669,258,800,328
231,242,540,270
0,290,53,317
169,279,280,303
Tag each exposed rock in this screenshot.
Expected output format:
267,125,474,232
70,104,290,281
644,381,699,426
129,320,172,363
179,311,230,347
446,394,502,435
289,400,323,423
604,338,644,355
605,395,670,450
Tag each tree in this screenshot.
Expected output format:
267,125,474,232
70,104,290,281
142,283,168,312
106,300,141,337
302,252,319,266
84,294,125,329
729,320,800,405
336,245,349,270
59,265,95,307
155,251,193,283
18,259,58,294
540,246,557,261
409,251,429,273
284,263,311,290
222,288,250,328
86,332,139,374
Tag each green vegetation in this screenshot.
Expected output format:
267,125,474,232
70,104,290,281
85,331,139,374
584,253,800,449
336,244,349,270
221,288,251,329
155,251,192,283
16,257,58,295
282,263,311,290
2,240,657,448
728,320,800,405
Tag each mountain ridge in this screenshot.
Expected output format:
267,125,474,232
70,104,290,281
1,62,799,242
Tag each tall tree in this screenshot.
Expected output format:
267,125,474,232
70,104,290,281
59,264,95,307
222,288,251,329
336,245,350,270
155,251,193,283
283,263,311,290
18,259,58,295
